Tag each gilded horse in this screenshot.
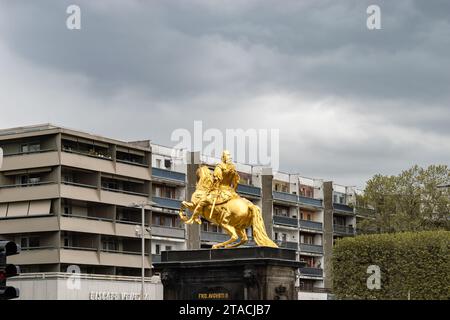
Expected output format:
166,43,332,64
179,166,277,249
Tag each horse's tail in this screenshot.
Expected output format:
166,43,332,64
249,204,278,248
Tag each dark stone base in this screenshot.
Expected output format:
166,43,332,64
153,247,305,300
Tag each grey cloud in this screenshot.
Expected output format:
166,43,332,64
0,0,449,187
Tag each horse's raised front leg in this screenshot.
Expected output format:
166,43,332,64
212,224,239,249
179,201,196,222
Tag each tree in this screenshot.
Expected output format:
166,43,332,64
357,165,450,233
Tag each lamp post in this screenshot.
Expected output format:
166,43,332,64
130,201,155,300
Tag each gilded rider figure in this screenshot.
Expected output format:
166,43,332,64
187,150,240,224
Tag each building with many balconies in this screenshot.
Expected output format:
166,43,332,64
0,124,366,300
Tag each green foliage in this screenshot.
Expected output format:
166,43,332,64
357,165,450,233
332,231,450,300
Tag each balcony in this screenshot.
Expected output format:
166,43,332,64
299,220,323,231
60,215,115,236
237,184,261,197
152,197,182,210
333,203,354,214
0,182,59,203
333,224,355,236
151,225,185,239
299,243,323,255
59,246,100,265
273,215,298,227
279,241,298,250
8,247,59,265
62,146,113,161
298,195,323,208
0,215,58,233
0,150,59,171
152,167,186,183
99,250,151,268
101,187,148,197
273,191,298,203
200,231,229,243
299,267,323,277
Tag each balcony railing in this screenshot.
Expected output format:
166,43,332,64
151,225,185,239
62,147,113,161
3,148,58,157
333,203,354,214
299,220,323,231
61,213,113,222
0,181,56,189
62,181,98,189
101,187,149,197
298,195,323,208
273,191,298,203
237,184,261,197
299,243,323,254
152,167,186,183
273,215,298,227
61,246,98,251
116,158,147,167
279,241,298,250
299,267,323,277
101,249,148,255
333,224,355,236
200,231,229,243
152,197,182,210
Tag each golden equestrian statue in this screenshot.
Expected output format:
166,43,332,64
179,150,277,249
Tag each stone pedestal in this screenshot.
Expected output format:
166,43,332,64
153,247,305,300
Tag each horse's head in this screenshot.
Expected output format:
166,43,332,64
196,165,213,189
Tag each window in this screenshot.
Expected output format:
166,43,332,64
63,204,72,215
274,232,279,240
153,215,161,226
29,237,40,247
19,174,41,185
102,237,118,251
202,221,208,232
21,142,41,154
165,245,172,251
155,244,160,255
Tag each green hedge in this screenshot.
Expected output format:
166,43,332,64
332,230,450,300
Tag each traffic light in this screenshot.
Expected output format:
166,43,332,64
0,241,20,300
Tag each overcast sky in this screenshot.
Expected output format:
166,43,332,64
0,0,449,188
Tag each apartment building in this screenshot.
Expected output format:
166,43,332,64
0,124,364,300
